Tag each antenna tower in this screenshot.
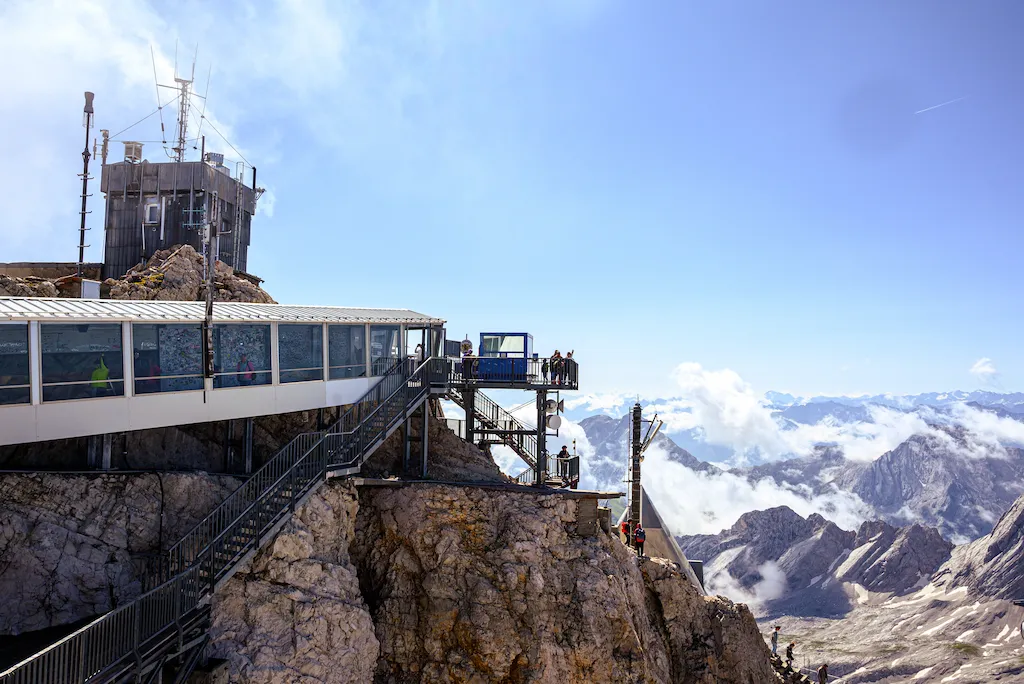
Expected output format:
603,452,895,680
170,72,193,162
626,403,664,532
77,91,95,276
155,45,200,162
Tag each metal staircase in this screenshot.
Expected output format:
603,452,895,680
445,388,579,488
445,388,538,470
0,358,437,684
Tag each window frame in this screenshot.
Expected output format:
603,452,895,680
39,322,126,403
0,322,31,406
278,323,325,384
131,322,205,395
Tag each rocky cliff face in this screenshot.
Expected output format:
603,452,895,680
0,472,238,635
935,491,1024,600
836,432,1024,542
211,480,778,683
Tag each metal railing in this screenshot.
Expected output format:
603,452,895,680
553,455,580,486
0,358,437,684
446,356,578,390
512,468,535,485
446,389,538,469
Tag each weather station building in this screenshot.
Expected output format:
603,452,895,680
100,144,260,279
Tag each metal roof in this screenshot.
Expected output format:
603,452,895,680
0,297,444,325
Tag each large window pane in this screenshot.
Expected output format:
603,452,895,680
328,325,366,379
481,334,526,357
370,325,400,376
133,323,204,394
279,324,323,383
213,324,271,388
0,323,30,405
41,323,124,401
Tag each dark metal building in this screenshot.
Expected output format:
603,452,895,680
99,144,258,279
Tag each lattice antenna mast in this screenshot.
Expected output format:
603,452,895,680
157,45,199,162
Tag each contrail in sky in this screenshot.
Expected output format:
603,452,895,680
914,96,967,115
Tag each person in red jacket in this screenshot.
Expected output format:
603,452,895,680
634,524,646,557
619,519,630,546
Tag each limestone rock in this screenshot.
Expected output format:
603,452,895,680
209,482,379,683
935,491,1024,600
0,473,237,635
0,275,59,297
352,484,776,683
104,245,275,303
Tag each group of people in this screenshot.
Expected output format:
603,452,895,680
618,519,647,557
770,626,830,683
540,349,573,385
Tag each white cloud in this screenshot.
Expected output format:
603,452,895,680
664,363,930,464
969,357,998,383
640,445,873,536
564,392,630,414
706,561,788,608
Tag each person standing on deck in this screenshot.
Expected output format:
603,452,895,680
634,523,646,557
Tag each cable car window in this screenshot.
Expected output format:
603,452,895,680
480,333,531,358
370,325,400,376
0,323,30,405
212,324,271,388
132,323,204,394
279,324,324,383
328,325,366,379
40,323,125,401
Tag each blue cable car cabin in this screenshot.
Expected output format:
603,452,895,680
476,332,532,383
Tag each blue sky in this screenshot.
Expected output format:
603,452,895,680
2,0,1022,400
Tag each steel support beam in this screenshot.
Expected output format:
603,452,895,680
403,419,412,474
421,404,429,478
535,389,547,486
244,417,254,474
102,433,112,470
464,388,476,446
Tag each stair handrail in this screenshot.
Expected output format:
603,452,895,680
454,389,538,467
165,360,417,577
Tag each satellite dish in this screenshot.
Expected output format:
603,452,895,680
546,414,562,430
557,399,565,413
545,399,558,414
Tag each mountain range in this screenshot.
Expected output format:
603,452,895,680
673,494,1024,682
578,393,1024,542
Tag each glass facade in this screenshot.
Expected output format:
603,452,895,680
40,323,125,401
279,324,324,383
0,324,30,405
132,323,204,394
213,324,271,388
328,325,366,379
370,325,401,376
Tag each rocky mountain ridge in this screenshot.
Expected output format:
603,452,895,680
678,495,1024,682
